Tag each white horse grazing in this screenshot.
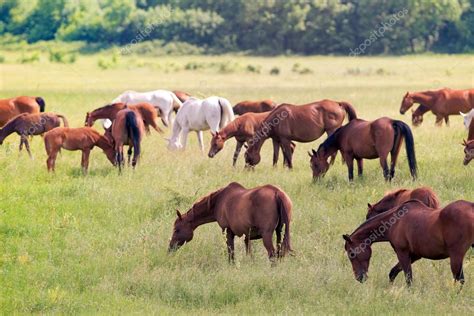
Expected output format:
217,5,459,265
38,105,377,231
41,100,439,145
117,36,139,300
460,109,474,129
167,96,235,151
111,90,182,127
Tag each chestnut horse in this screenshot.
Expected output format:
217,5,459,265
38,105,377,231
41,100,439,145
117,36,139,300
44,127,115,174
208,112,295,166
233,99,276,115
168,182,293,262
110,108,145,170
343,199,474,285
173,90,192,103
85,102,162,133
244,100,358,168
0,113,68,157
0,96,45,126
366,187,440,219
463,139,474,165
310,117,417,181
400,88,474,126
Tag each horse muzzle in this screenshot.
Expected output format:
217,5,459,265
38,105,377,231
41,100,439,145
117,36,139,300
356,273,368,283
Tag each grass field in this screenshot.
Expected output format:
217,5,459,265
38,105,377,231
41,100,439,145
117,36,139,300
0,52,473,314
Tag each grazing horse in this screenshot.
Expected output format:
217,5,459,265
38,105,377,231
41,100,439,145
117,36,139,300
244,100,358,168
310,117,417,181
168,182,293,262
110,108,145,170
233,99,276,115
0,113,68,157
343,200,474,285
463,139,474,165
167,96,235,152
0,96,45,126
208,112,296,166
112,90,182,127
400,88,474,126
172,90,192,103
366,187,440,219
44,127,115,174
85,102,162,133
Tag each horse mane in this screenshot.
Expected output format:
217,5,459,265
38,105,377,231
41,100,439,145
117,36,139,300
318,126,343,153
187,187,227,220
2,113,28,127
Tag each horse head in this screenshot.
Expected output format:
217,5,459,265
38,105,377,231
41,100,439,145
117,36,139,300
168,210,194,252
208,131,224,158
400,92,413,114
343,234,371,283
309,148,330,179
244,144,261,167
463,139,474,166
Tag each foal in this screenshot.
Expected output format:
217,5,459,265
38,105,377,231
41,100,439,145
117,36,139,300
168,182,293,262
44,127,115,173
208,112,295,166
0,113,68,157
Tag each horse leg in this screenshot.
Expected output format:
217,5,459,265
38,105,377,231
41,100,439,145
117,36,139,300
449,253,465,284
180,128,190,150
244,234,252,257
356,158,363,177
47,151,58,172
272,139,280,166
262,232,276,263
23,136,32,159
226,229,235,263
435,115,443,126
196,131,204,153
280,139,293,169
379,155,390,181
276,227,282,258
444,116,450,126
390,137,403,179
395,250,413,286
389,256,420,283
127,146,132,165
233,141,244,167
81,149,90,174
346,157,354,181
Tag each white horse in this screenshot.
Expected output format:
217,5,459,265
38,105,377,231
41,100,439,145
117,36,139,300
460,109,474,129
111,90,182,128
167,96,235,151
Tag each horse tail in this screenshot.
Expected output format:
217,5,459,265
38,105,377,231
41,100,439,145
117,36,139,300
218,98,235,130
35,97,45,112
392,120,417,179
276,190,293,256
339,101,357,121
170,92,183,113
125,111,140,159
56,114,69,127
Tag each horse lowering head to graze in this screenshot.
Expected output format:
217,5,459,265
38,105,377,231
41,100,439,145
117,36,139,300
168,182,293,263
463,139,474,165
310,117,417,181
233,100,277,115
366,187,440,219
0,96,46,127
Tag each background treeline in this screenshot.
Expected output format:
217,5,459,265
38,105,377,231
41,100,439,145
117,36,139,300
0,0,473,55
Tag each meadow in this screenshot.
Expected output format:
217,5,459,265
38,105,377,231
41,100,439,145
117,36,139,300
0,51,473,314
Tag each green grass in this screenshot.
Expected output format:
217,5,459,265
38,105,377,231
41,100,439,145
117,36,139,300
0,52,473,314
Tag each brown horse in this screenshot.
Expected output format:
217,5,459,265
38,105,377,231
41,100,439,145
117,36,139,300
0,96,45,126
463,139,474,165
400,88,474,126
110,108,145,170
173,90,192,103
411,104,430,126
168,182,293,262
310,117,417,181
0,113,68,157
208,112,295,166
366,187,440,219
343,199,474,285
85,102,162,133
469,119,474,140
44,127,115,174
245,100,358,168
233,99,277,115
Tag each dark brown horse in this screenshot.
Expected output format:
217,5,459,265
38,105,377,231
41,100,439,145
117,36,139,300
208,112,295,166
44,127,115,173
233,99,277,115
411,104,430,126
0,96,45,126
85,102,162,133
245,100,358,168
168,182,293,262
400,88,474,126
469,119,474,141
310,117,417,181
366,187,440,219
463,139,474,165
110,108,145,170
343,200,474,285
173,90,192,103
0,113,68,157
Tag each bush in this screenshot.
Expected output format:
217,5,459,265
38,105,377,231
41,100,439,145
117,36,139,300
18,53,40,64
246,64,261,73
0,55,5,63
270,67,280,75
49,50,76,63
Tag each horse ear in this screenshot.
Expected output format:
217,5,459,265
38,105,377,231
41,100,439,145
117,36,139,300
176,209,182,220
342,234,352,242
210,131,216,137
308,151,313,157
460,111,467,117
367,203,372,209
405,92,409,97
312,149,317,156
462,139,468,146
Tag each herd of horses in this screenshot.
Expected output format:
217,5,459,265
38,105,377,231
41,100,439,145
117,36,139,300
0,87,473,286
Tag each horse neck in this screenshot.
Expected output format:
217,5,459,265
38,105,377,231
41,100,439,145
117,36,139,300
95,134,111,150
0,118,17,141
185,192,221,229
412,92,435,106
219,121,238,139
351,210,400,244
